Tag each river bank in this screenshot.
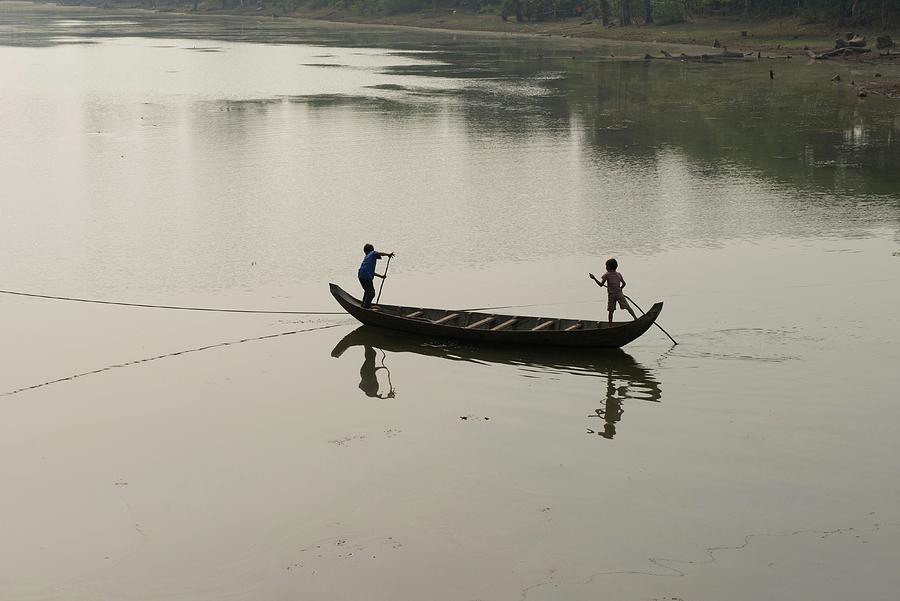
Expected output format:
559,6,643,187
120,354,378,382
9,1,900,59
216,4,900,96
216,4,899,57
5,1,898,97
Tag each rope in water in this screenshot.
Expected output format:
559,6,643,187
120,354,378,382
0,289,345,315
0,287,602,315
1,322,348,398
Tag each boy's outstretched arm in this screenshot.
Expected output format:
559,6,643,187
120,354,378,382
588,273,606,287
374,251,395,278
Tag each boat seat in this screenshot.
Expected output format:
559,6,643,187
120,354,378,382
563,322,584,331
405,310,424,319
491,318,518,331
531,320,556,332
465,316,495,329
432,313,460,325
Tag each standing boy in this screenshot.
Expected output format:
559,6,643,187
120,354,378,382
358,243,394,308
589,258,638,326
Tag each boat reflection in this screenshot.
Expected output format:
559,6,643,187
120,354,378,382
332,326,662,437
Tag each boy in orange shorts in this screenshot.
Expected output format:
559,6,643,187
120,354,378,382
589,258,638,326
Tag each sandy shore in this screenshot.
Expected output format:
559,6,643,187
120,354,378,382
206,5,898,57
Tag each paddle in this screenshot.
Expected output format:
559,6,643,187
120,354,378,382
590,274,677,345
623,293,678,346
375,254,392,305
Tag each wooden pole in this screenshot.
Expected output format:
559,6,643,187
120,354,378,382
624,294,678,345
591,276,677,345
375,255,392,305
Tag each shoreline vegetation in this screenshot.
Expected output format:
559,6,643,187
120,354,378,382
39,0,898,55
286,8,898,57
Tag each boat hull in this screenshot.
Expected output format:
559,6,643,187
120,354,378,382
329,283,663,348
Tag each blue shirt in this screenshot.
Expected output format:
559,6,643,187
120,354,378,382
358,251,380,279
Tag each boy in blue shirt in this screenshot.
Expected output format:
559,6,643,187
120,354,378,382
358,243,394,308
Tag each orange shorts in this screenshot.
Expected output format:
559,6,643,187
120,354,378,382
608,292,630,312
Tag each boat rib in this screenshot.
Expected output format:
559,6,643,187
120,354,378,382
433,313,460,325
491,318,518,331
466,316,495,329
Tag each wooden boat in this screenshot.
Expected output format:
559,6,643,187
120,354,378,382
329,283,663,348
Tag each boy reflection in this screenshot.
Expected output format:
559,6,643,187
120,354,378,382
358,346,395,399
587,363,661,439
588,372,626,439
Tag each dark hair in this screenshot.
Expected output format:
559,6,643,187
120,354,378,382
363,243,374,254
605,258,618,271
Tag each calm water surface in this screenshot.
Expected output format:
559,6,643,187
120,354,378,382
1,3,899,600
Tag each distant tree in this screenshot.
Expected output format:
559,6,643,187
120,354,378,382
599,0,611,23
652,0,684,23
500,0,525,20
619,0,632,24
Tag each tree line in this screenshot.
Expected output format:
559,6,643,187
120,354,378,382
81,0,900,28
491,0,899,27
